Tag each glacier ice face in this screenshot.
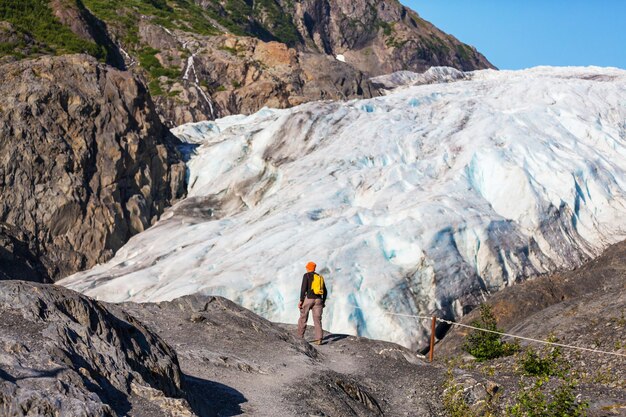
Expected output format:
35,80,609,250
59,66,626,350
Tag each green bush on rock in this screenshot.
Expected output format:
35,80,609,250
463,304,519,361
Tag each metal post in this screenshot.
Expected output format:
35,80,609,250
429,316,436,362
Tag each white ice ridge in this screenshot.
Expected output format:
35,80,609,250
59,66,626,350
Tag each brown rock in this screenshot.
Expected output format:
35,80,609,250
253,41,297,67
0,55,186,282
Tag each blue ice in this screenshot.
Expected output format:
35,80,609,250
377,232,396,261
348,294,369,337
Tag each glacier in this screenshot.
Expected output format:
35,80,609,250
59,66,626,350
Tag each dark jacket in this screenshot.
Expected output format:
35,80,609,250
299,272,327,303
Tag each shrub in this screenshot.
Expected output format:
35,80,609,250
463,304,519,361
442,369,499,417
520,339,564,378
148,79,164,96
506,377,588,417
137,47,181,79
443,381,477,417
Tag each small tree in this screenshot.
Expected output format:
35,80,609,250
463,304,518,361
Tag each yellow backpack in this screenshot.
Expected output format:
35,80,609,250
311,273,325,296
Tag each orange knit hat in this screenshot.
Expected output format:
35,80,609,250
305,261,316,272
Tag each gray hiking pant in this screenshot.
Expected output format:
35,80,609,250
297,297,324,341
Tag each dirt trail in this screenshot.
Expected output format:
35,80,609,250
122,296,448,416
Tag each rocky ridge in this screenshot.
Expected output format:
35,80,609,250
0,280,450,417
0,54,186,282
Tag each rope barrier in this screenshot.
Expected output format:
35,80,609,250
285,297,626,358
341,301,626,359
434,317,626,358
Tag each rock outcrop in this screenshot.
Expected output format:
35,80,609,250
0,281,191,416
0,55,186,282
149,33,376,126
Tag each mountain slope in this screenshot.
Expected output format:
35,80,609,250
60,66,626,349
0,0,493,126
284,0,493,74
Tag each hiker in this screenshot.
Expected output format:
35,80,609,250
297,261,327,345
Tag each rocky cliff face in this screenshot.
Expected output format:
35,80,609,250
286,0,493,74
0,55,186,282
147,32,376,126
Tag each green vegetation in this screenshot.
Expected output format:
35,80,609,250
507,376,588,417
148,78,164,96
82,0,301,46
508,341,588,416
377,20,394,37
0,34,30,60
1,0,302,64
218,45,239,55
138,46,181,96
463,304,519,361
445,335,589,417
519,339,564,378
81,0,219,46
385,36,407,49
456,43,474,63
137,47,180,78
423,35,451,57
443,371,499,417
219,0,300,46
0,0,105,59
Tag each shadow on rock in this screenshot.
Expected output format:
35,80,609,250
184,374,246,417
322,334,349,344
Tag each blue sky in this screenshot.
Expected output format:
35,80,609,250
403,1,626,70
